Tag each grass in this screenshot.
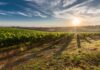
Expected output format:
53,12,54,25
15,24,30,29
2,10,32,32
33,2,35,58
12,40,100,70
0,27,100,70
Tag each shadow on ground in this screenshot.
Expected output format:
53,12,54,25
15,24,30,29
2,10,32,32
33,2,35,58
0,35,74,70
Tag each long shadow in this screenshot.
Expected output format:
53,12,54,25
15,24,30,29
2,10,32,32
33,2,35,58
88,35,95,40
0,37,49,53
83,34,96,41
54,35,73,55
0,35,66,53
82,36,92,43
0,43,38,61
88,35,100,41
36,35,67,53
0,35,65,61
0,36,67,70
0,39,48,53
77,34,81,48
76,34,100,48
0,37,31,48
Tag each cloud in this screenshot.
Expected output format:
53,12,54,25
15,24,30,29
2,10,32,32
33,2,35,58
0,0,100,20
0,12,7,15
33,11,47,18
17,12,31,17
26,0,46,5
0,2,7,5
25,0,98,19
51,0,99,19
62,0,77,7
24,0,78,18
0,10,47,18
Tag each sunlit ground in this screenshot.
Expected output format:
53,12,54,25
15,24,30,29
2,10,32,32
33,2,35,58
12,37,100,70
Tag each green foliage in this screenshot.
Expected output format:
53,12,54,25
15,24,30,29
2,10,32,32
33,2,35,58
1,28,98,70
0,28,73,47
0,27,99,48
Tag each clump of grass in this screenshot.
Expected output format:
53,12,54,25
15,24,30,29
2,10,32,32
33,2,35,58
13,50,100,70
60,51,100,69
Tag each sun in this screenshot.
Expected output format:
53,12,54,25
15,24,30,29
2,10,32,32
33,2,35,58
72,17,81,26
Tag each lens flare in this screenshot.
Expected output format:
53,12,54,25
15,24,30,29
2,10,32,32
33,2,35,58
72,17,81,26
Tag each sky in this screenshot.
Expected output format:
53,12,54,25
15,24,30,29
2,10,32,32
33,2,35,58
0,0,100,27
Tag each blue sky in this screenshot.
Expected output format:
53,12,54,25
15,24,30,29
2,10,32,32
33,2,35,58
0,0,100,27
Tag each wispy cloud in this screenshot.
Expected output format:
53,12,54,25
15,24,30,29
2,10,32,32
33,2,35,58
0,0,100,20
62,0,77,7
24,0,99,19
33,11,47,18
17,12,31,17
0,2,7,5
0,12,7,15
52,0,95,19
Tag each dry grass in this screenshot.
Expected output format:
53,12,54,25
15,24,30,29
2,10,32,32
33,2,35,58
12,40,100,70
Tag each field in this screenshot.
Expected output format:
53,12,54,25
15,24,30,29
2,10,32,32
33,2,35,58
0,27,100,70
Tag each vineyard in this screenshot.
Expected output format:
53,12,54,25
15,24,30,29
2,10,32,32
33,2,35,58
0,27,100,70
